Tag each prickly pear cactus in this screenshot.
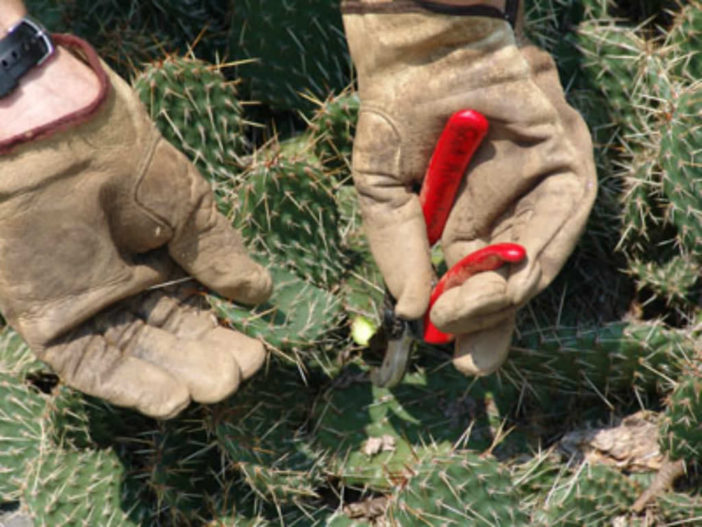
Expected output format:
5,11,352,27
539,463,640,526
22,449,136,527
666,0,702,81
312,364,520,490
309,90,360,176
0,373,47,501
234,155,347,288
577,21,652,129
506,321,694,399
658,492,702,524
387,446,528,525
512,451,567,509
228,0,351,111
660,84,702,256
659,364,702,462
133,55,249,206
628,256,701,308
212,363,324,505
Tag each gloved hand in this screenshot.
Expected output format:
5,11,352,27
342,0,597,375
0,35,272,418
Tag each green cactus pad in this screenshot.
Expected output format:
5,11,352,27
22,449,137,527
512,451,567,509
629,256,701,307
577,21,651,129
212,363,324,504
313,364,520,490
387,446,527,525
660,84,702,255
666,0,702,81
660,365,702,462
506,322,694,399
540,463,640,526
235,157,347,288
133,55,248,206
658,492,702,524
309,90,360,177
228,0,351,111
0,327,46,376
0,373,47,502
210,264,343,353
618,152,662,252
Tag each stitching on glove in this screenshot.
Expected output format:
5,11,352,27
133,137,179,232
0,34,111,156
341,0,508,22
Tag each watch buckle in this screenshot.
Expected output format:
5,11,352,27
9,17,54,65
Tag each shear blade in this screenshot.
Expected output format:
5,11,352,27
370,324,415,388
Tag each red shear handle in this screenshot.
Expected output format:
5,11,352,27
423,243,527,345
419,110,489,246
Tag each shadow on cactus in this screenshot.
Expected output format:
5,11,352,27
312,360,529,492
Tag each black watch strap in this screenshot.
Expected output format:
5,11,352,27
0,17,55,98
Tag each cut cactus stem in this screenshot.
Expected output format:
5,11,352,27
423,243,527,344
420,109,489,246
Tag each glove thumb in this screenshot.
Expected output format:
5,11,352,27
138,141,273,305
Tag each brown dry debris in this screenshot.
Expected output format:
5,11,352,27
559,411,664,472
344,496,389,525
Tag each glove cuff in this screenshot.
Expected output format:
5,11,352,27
0,33,110,156
341,0,519,26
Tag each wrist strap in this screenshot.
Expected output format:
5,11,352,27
0,18,55,98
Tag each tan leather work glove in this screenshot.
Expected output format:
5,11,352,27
342,0,597,375
0,35,272,418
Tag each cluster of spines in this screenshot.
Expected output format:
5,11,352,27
628,255,701,308
539,463,640,526
387,446,527,525
233,155,348,289
505,321,694,400
659,362,702,463
574,4,700,319
308,90,360,177
659,83,702,256
228,0,351,111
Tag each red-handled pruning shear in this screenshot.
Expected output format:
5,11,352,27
370,110,527,388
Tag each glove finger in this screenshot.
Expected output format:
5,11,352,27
452,314,516,377
430,270,514,335
41,330,190,419
353,110,433,319
440,172,585,318
133,286,265,380
507,42,597,304
94,309,243,404
136,140,273,306
505,172,585,306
